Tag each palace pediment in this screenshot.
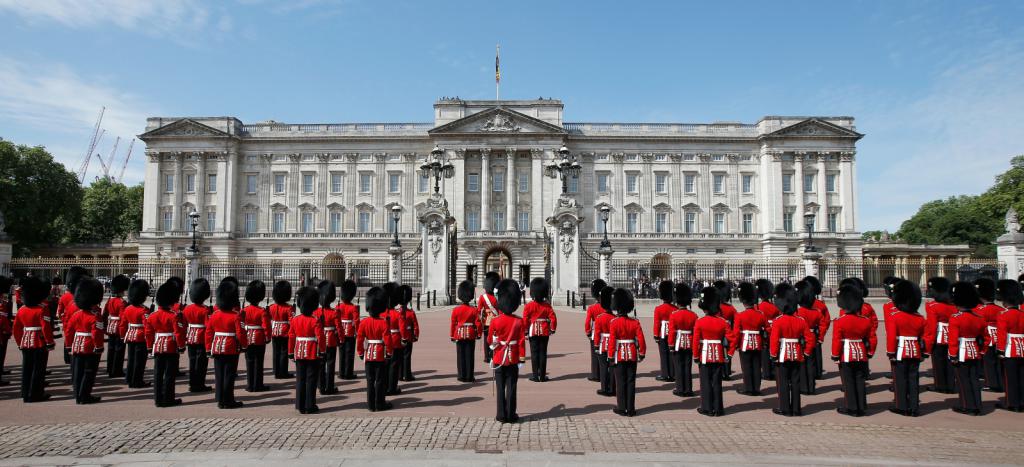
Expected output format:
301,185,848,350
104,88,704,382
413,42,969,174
428,107,567,136
761,118,863,140
139,119,233,139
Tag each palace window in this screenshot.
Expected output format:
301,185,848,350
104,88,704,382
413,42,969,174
683,154,695,161
655,173,668,194
742,213,753,233
684,212,696,233
274,174,285,194
597,173,609,193
782,174,793,193
626,212,639,233
684,174,696,194
329,211,342,233
655,212,668,233
388,173,400,193
244,212,256,233
164,174,174,193
359,173,372,193
467,173,480,192
206,210,216,232
207,174,217,193
828,212,839,232
493,212,506,231
742,174,753,194
418,173,429,193
246,174,258,194
185,174,195,193
331,173,343,193
568,174,579,193
713,154,724,161
783,212,794,232
493,170,504,192
466,210,480,232
626,174,639,193
713,212,725,233
358,211,371,233
386,213,397,233
272,212,285,233
162,209,173,231
803,174,815,192
301,211,314,233
712,174,725,194
518,211,530,232
827,174,837,192
302,174,315,194
518,170,529,192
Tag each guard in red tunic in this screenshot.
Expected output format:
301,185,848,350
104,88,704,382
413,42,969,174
653,280,676,382
121,280,151,388
13,276,55,402
145,282,186,407
315,280,340,395
795,281,824,395
840,277,878,378
713,281,736,380
241,280,271,392
289,287,326,414
593,286,617,396
948,281,986,415
398,284,420,381
882,276,902,391
451,281,482,382
0,276,13,387
996,279,1024,412
206,279,247,409
770,283,815,416
887,280,927,416
336,280,360,380
357,286,397,412
58,266,89,365
382,282,406,395
804,276,830,379
478,272,501,363
608,288,646,416
182,278,212,393
488,279,526,423
974,278,1005,393
694,286,730,416
755,279,779,381
270,280,295,380
585,279,608,382
524,278,557,382
925,277,958,393
67,278,105,404
102,275,129,378
668,283,698,397
831,284,876,417
731,282,767,396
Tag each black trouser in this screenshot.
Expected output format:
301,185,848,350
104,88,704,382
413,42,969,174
71,354,99,403
699,362,724,414
893,359,921,413
839,361,868,413
213,354,239,405
271,337,290,379
589,338,599,380
0,339,7,383
63,346,70,365
456,340,476,381
125,342,148,387
244,344,266,391
983,347,1003,391
738,350,763,394
598,352,615,394
339,337,356,378
187,344,208,391
955,359,982,412
1004,358,1024,410
932,344,955,392
295,359,320,412
800,352,817,394
364,360,387,410
494,364,519,421
657,339,673,380
762,333,775,381
21,348,47,402
814,337,824,379
529,336,549,380
105,335,125,377
613,361,638,413
387,346,405,393
153,353,179,406
401,342,414,380
776,361,802,415
319,346,337,393
672,350,693,394
724,340,733,378
482,326,492,362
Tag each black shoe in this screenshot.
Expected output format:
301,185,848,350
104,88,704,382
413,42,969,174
160,398,182,407
596,390,612,396
626,410,637,417
836,408,853,416
713,410,725,417
299,408,307,414
27,394,52,403
322,388,338,395
221,401,243,409
495,416,506,423
697,408,714,417
792,410,803,417
672,390,687,397
405,376,416,382
971,409,982,416
307,405,319,414
772,408,787,416
587,377,600,382
613,408,627,416
736,389,750,396
655,376,667,382
190,385,213,393
888,407,906,415
540,376,550,382
380,402,393,411
664,378,675,383
907,410,920,417
952,407,970,414
77,395,101,405
255,385,271,392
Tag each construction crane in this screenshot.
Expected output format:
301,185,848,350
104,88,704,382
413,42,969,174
77,107,105,183
117,138,135,183
95,136,120,180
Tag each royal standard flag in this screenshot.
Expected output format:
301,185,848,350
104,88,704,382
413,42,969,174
495,44,500,83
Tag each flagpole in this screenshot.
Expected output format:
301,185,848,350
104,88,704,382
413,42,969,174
496,43,500,100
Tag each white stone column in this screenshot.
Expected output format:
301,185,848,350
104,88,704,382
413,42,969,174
816,153,828,222
222,148,238,233
195,153,207,218
794,153,806,222
215,153,230,232
530,149,544,231
598,246,614,282
345,153,357,232
480,148,491,231
374,153,386,232
388,244,403,284
506,149,517,231
451,149,466,226
142,152,161,231
171,153,184,230
612,153,625,231
699,154,712,232
318,154,329,231
727,154,740,232
770,152,785,232
641,153,654,232
839,152,856,232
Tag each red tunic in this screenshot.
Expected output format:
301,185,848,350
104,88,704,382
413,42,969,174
145,308,186,354
357,316,396,362
269,303,296,338
288,314,326,360
584,303,604,338
796,306,825,343
523,301,557,337
13,305,55,349
66,308,104,355
120,304,148,343
487,313,526,366
997,308,1024,358
860,303,879,336
101,296,126,337
57,291,75,333
384,308,405,348
402,307,420,342
450,304,482,341
948,311,986,361
730,307,767,354
181,304,212,345
205,308,248,355
607,316,646,363
667,307,698,351
693,315,730,363
477,294,499,327
335,302,360,338
887,310,927,360
241,304,271,346
769,314,816,362
831,313,876,362
315,306,341,348
593,312,616,354
975,303,1006,348
924,301,958,352
652,302,677,340
720,303,737,325
814,299,831,336
757,301,781,333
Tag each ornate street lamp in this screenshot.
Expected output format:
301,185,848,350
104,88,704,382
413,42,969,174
188,209,201,252
599,205,612,249
421,145,455,194
804,212,816,253
544,145,581,194
391,205,402,247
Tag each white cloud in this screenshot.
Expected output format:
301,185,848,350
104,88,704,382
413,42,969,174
0,0,225,41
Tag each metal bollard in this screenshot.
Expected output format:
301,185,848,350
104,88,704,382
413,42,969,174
580,291,587,311
566,290,570,307
417,292,421,309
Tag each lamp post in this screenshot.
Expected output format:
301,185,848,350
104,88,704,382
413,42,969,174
597,205,614,283
188,209,201,252
421,145,455,194
599,205,611,249
186,209,201,301
545,145,581,195
803,212,816,253
391,205,402,247
802,212,820,277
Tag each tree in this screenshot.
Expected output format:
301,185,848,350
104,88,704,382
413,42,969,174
897,196,1000,256
977,155,1024,224
0,139,83,254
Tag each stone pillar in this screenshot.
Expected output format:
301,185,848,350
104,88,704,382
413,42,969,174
419,194,453,299
598,245,614,283
699,154,712,232
215,153,230,233
184,247,200,298
802,250,821,278
374,153,386,232
816,154,828,232
345,153,358,232
548,197,581,305
794,152,806,222
506,149,517,231
839,152,855,232
195,153,207,221
480,148,491,231
143,152,161,232
171,153,184,230
997,209,1024,280
770,152,785,232
530,149,544,231
388,244,404,284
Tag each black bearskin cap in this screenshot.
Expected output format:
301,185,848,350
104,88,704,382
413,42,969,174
674,283,692,307
612,288,634,316
65,266,89,294
318,280,336,308
156,282,180,310
110,274,130,294
339,280,357,302
755,278,774,302
190,278,211,305
73,277,104,311
220,276,239,287
294,286,309,308
483,272,501,294
365,286,388,317
893,280,922,313
951,281,980,310
996,280,1023,307
166,276,185,295
399,284,413,306
50,276,62,286
658,280,674,303
882,276,900,299
0,276,10,295
272,280,292,305
127,280,150,306
20,276,49,307
774,283,798,315
245,280,266,306
530,277,550,302
457,280,475,304
837,284,864,314
381,282,398,308
839,277,869,299
599,286,614,311
803,275,823,296
1019,273,1024,284
927,277,952,304
712,280,731,303
853,277,869,298
297,287,319,316
737,282,757,307
495,279,521,315
215,280,240,311
794,280,816,309
590,279,607,300
974,277,996,302
698,286,721,315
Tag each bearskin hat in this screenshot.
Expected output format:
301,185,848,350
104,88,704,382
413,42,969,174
294,286,309,308
457,280,475,304
166,276,185,295
220,276,239,287
339,280,357,303
599,286,614,312
712,280,731,303
0,276,10,295
127,279,150,307
483,271,501,295
215,280,240,311
837,284,864,314
755,278,774,302
794,280,816,309
108,274,129,295
951,281,980,310
658,280,674,303
495,278,521,315
893,280,922,313
803,275,823,296
272,280,292,305
318,280,336,308
590,279,607,301
774,282,798,315
365,286,388,317
156,281,180,310
1019,273,1024,284
974,277,996,302
297,287,319,316
882,276,900,299
190,278,211,305
50,276,62,286
612,288,634,316
530,277,550,302
997,279,1024,307
698,286,721,315
73,277,104,311
927,277,952,304
245,280,266,306
674,282,692,308
65,266,89,294
399,284,413,307
20,276,49,307
852,277,869,298
737,282,757,307
381,282,398,308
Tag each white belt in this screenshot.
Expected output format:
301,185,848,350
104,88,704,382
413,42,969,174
324,326,337,331
742,330,760,335
389,329,400,333
188,324,205,328
600,333,610,338
108,317,120,321
842,338,863,343
365,339,384,344
155,332,174,338
781,338,800,344
296,337,317,342
214,332,236,337
23,326,41,331
460,323,475,327
497,340,518,345
616,339,636,344
74,332,91,337
271,320,288,325
1009,333,1024,338
244,325,264,330
535,318,550,322
896,336,919,361
701,339,723,344
128,323,144,328
340,320,353,324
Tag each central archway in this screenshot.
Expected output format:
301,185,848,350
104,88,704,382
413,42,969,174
481,246,513,280
322,253,347,285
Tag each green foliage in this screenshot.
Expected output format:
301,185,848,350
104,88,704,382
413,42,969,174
861,230,886,241
65,178,143,243
0,139,83,253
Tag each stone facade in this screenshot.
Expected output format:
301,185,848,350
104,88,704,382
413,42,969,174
138,98,863,282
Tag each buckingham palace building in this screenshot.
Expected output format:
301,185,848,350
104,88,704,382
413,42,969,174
138,97,863,283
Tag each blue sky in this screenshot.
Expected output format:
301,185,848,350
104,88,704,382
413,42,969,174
1,0,1022,231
